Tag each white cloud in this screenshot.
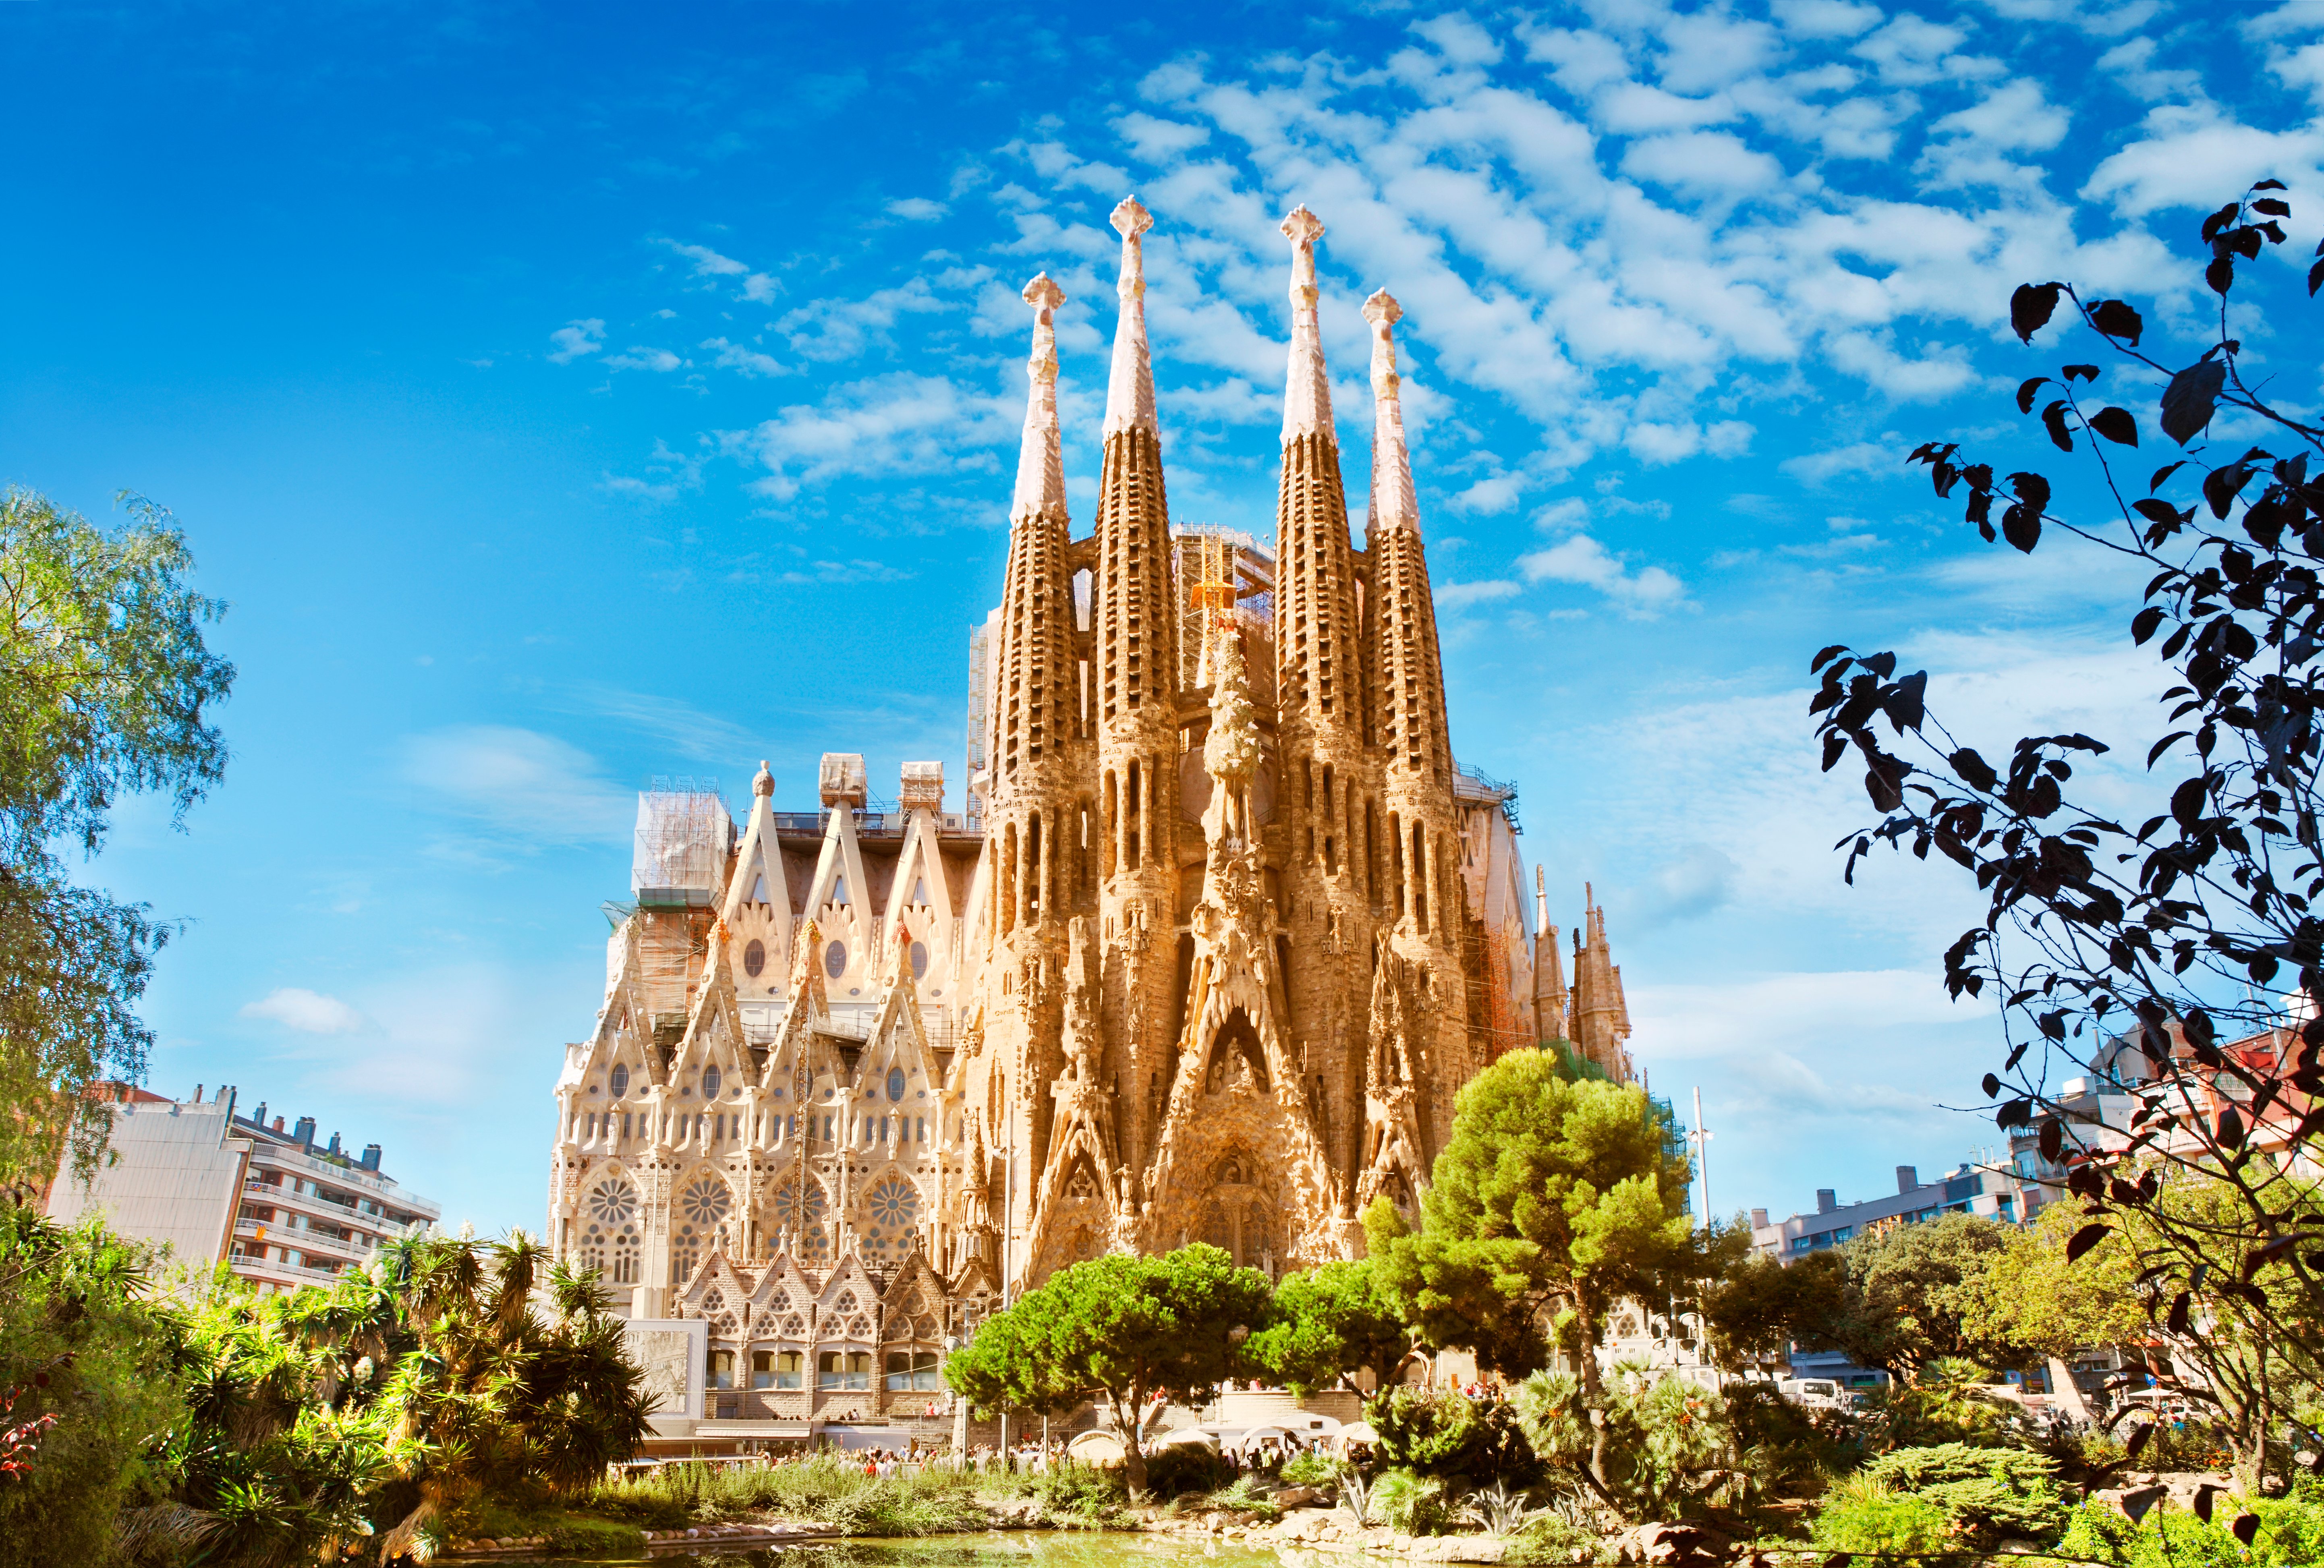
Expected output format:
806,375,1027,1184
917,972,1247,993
1435,578,1522,609
1621,131,1784,197
1517,534,1687,613
400,726,632,847
885,197,949,222
703,337,784,377
1780,439,1896,484
1770,0,1882,39
547,319,603,363
605,346,684,373
659,238,748,277
241,988,365,1035
2084,107,2324,215
734,372,1016,499
1116,111,1212,162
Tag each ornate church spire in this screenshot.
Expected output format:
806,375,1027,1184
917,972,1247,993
1090,197,1180,1175
1103,197,1157,437
1568,885,1634,1082
1364,289,1452,792
1281,204,1335,444
1012,273,1068,523
1271,206,1362,743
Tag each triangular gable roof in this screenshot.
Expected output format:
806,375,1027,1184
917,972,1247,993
721,783,798,977
880,805,956,975
804,805,872,956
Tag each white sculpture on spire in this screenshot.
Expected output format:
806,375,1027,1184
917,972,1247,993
1364,289,1419,536
1104,197,1157,438
1012,273,1068,522
1280,205,1335,446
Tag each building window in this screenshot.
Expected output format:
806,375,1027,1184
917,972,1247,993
610,1064,629,1097
886,1350,941,1391
744,939,766,978
825,941,847,978
910,940,928,979
704,1066,722,1099
754,1349,803,1389
818,1351,872,1390
887,1067,906,1102
709,1351,736,1390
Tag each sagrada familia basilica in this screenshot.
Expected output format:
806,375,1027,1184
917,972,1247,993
547,199,1640,1436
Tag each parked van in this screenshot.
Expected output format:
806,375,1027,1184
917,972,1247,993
1777,1377,1849,1411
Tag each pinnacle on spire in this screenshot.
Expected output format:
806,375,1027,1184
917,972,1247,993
1363,288,1418,536
1104,197,1157,437
1280,205,1335,445
1012,273,1068,522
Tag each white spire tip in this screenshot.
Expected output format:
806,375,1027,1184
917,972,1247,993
1022,273,1065,311
1362,288,1403,327
1281,205,1326,245
1111,196,1153,238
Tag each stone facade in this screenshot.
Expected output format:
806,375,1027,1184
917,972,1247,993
545,200,1637,1424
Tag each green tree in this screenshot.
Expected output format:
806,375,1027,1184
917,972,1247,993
0,1202,186,1568
1251,1255,1412,1398
0,490,232,1185
942,1245,1271,1492
1965,1197,2146,1421
1369,1051,1694,1494
372,1232,654,1557
1698,1248,1846,1375
1822,1214,2014,1378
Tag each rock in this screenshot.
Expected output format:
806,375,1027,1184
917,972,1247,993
2092,1485,2167,1524
1610,1522,1722,1566
1275,1486,1319,1508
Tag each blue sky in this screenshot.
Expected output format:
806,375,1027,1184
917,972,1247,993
8,0,2321,1236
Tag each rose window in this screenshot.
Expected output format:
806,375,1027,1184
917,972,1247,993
680,1179,732,1227
867,1178,919,1230
587,1179,637,1226
771,1182,828,1229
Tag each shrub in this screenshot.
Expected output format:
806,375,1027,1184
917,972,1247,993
2057,1491,2324,1568
1371,1468,1452,1535
580,1455,984,1536
1809,1472,1955,1566
1371,1387,1544,1492
1858,1443,2067,1546
1138,1442,1233,1500
1279,1448,1342,1487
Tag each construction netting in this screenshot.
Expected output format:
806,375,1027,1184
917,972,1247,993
631,781,733,905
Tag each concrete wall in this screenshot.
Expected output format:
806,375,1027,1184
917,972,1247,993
46,1097,248,1267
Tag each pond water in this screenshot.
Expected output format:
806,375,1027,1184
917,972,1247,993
535,1534,1294,1568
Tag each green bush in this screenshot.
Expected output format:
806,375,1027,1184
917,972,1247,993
1279,1449,1343,1487
1371,1468,1452,1535
1808,1472,1955,1565
1370,1387,1544,1492
1024,1461,1129,1525
580,1455,985,1536
1139,1443,1233,1499
1201,1473,1285,1521
1858,1443,2067,1545
2057,1491,2324,1568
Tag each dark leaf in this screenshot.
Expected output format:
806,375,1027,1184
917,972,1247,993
2232,1515,2260,1547
1982,1072,2001,1099
2062,363,2100,382
1996,1098,2034,1129
2010,471,2051,515
2042,399,2075,453
2204,463,2254,520
2088,298,2144,344
2132,608,2167,646
2090,406,2139,446
2308,256,2324,297
1951,748,1998,791
2039,1118,2063,1161
2218,1105,2246,1150
2017,376,2048,414
1812,644,1849,672
2202,203,2239,243
2255,178,2287,191
2152,460,2188,492
2173,775,2208,829
2067,1223,2111,1261
2162,361,2228,446
2208,253,2236,295
2125,1422,2155,1462
2185,1009,2215,1050
2254,197,2292,217
2166,1291,2191,1334
2011,282,2064,344
1886,670,1927,733
2192,1484,2218,1524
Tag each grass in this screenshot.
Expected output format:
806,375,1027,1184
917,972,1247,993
582,1456,988,1536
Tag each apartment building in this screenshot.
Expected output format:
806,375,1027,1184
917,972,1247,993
46,1083,440,1291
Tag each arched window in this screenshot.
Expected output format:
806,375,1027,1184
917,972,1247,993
887,1067,906,1102
743,939,766,978
818,1351,872,1390
885,1350,941,1391
825,941,847,978
610,1063,630,1098
703,1066,722,1100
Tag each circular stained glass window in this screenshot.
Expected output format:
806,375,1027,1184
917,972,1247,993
680,1178,732,1226
771,1181,829,1229
867,1177,920,1229
887,1067,906,1102
825,941,847,979
587,1179,636,1225
610,1064,629,1097
744,938,766,978
909,940,928,979
703,1066,722,1100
